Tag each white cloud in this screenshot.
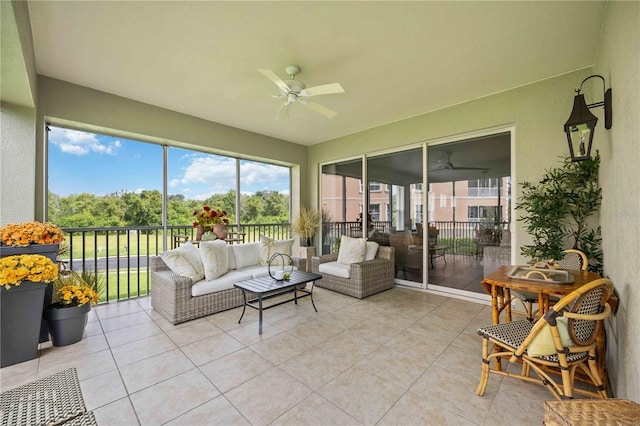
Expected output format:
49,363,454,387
49,127,121,156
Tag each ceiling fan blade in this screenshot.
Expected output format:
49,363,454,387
301,99,338,119
276,102,289,120
451,166,490,171
258,69,290,93
299,83,345,97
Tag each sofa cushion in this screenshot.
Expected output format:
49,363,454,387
227,245,236,270
200,240,229,281
365,241,379,261
318,261,350,279
337,236,366,265
159,242,204,281
232,242,261,269
191,269,255,297
259,235,294,265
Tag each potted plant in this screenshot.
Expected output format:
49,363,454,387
45,270,101,347
292,207,320,247
193,206,230,240
0,221,65,261
0,254,58,367
516,153,602,272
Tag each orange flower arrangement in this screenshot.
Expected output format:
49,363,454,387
0,254,58,289
192,206,229,227
57,284,100,307
0,222,65,247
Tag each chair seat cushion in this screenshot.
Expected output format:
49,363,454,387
478,319,587,362
318,261,350,278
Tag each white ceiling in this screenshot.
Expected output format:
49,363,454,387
27,1,606,146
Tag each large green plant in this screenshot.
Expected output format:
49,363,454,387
516,154,602,272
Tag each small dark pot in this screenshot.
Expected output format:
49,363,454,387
45,303,91,347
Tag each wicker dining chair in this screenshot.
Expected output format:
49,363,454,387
512,249,589,321
476,278,613,400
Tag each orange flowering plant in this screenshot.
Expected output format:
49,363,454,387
52,270,101,307
192,206,229,227
0,254,59,290
0,221,65,247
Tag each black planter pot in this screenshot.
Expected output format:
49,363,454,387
0,281,48,367
44,303,90,347
0,244,59,344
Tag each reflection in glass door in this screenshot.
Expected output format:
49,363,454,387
367,148,425,288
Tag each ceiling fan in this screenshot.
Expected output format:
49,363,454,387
431,151,490,172
258,65,345,120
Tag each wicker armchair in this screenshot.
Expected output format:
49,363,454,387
476,278,613,400
311,246,395,299
513,249,589,321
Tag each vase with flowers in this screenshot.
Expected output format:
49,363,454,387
45,270,101,347
193,205,230,240
0,221,66,343
0,254,59,367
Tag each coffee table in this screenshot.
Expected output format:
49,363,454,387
234,270,322,334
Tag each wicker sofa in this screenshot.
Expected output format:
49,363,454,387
311,245,395,299
150,242,306,324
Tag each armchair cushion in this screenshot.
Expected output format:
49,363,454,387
318,261,351,278
364,241,379,261
337,236,367,265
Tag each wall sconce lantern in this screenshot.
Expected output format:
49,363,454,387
563,75,612,162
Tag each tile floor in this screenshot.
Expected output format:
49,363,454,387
1,287,556,425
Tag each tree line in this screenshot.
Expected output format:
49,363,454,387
47,189,290,228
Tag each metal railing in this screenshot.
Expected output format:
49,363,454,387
321,220,509,255
61,223,291,302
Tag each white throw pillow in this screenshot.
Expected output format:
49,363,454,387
232,242,261,269
365,241,379,261
259,235,294,265
227,245,236,270
200,240,229,281
159,242,204,281
337,236,367,265
527,317,573,357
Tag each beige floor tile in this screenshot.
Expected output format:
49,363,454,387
199,348,273,393
286,319,343,345
378,390,477,426
92,397,140,426
111,333,177,367
165,395,250,426
249,331,313,365
410,364,501,423
37,348,116,381
383,327,450,361
484,380,548,426
317,331,380,365
80,369,128,410
356,345,429,389
265,308,317,332
271,393,359,425
181,333,245,366
225,367,312,426
94,300,144,321
318,366,405,425
0,370,38,392
0,358,39,381
119,348,195,394
39,333,109,359
104,320,164,348
205,306,253,331
130,369,219,425
83,320,104,337
227,320,284,346
347,318,406,345
99,311,154,333
165,319,224,347
279,347,350,390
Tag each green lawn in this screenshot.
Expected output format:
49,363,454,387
98,270,150,302
63,231,167,259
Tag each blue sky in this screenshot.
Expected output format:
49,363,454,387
48,127,290,199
